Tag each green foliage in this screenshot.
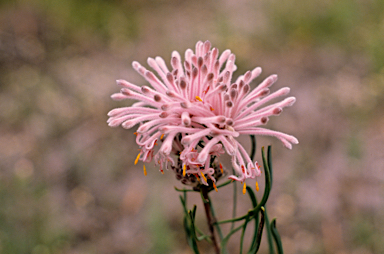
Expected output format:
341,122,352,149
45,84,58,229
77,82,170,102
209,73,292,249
178,145,284,254
0,177,71,253
349,214,384,253
147,192,176,254
267,0,384,71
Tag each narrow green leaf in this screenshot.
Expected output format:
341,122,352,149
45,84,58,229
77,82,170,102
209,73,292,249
207,196,224,241
191,205,197,220
215,213,249,224
248,207,265,254
240,213,251,254
216,179,233,189
180,195,188,215
188,211,200,253
270,219,284,254
220,223,246,252
175,186,196,192
197,235,211,241
184,213,200,253
246,186,259,252
264,208,275,254
180,194,200,253
267,146,273,187
194,225,211,243
190,236,200,253
258,146,271,207
188,210,197,238
246,186,257,209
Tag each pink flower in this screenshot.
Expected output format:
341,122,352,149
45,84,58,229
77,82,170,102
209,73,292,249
108,41,298,187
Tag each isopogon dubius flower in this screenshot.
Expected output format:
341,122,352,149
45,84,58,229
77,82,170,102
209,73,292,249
108,40,298,187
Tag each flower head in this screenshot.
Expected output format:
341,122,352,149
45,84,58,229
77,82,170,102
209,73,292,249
108,40,298,186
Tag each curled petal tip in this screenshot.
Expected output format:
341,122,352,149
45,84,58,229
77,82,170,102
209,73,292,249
121,121,133,129
252,67,262,77
282,87,290,93
267,75,278,85
147,57,156,65
289,97,296,105
111,93,127,101
132,61,140,68
108,122,118,128
107,110,115,117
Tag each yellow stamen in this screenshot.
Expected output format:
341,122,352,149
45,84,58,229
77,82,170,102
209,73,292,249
242,182,247,195
195,96,203,102
160,134,164,140
255,181,259,192
210,106,214,111
134,152,141,165
143,165,147,176
160,169,164,174
219,163,223,173
133,132,138,136
154,139,158,146
194,174,200,181
183,164,186,176
201,173,207,183
213,182,218,192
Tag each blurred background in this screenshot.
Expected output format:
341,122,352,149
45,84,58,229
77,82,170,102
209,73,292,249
1,0,384,253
